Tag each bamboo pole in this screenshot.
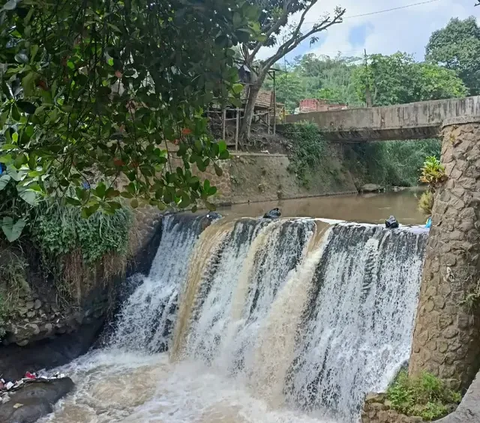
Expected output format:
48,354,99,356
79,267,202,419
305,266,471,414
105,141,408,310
235,107,240,151
273,71,277,135
222,108,226,140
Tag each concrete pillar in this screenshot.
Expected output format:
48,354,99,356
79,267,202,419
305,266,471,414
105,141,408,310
409,116,480,391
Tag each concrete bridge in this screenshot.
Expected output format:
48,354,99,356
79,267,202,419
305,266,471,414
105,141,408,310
285,96,480,142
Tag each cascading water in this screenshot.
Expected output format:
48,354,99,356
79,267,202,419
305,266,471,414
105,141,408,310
112,214,207,353
42,214,428,423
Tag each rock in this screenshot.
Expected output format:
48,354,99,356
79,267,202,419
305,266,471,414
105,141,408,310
26,312,35,319
361,184,384,193
34,300,42,310
385,215,400,229
437,369,480,422
25,302,34,311
0,378,74,423
263,208,282,219
17,308,28,317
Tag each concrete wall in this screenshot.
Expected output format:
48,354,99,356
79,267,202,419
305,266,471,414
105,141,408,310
286,96,480,142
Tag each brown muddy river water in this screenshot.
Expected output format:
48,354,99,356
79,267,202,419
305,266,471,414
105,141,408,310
41,191,428,423
221,189,426,225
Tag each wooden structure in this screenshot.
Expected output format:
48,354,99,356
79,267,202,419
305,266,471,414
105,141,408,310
207,67,285,150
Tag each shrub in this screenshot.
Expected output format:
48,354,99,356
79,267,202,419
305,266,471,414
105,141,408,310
418,191,434,216
343,140,441,188
387,370,461,421
282,122,327,187
30,202,133,303
420,156,447,187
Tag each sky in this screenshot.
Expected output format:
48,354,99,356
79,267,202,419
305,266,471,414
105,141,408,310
257,0,480,63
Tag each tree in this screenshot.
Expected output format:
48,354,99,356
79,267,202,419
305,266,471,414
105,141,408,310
239,0,345,141
0,0,255,239
264,72,306,113
426,17,480,95
352,53,467,106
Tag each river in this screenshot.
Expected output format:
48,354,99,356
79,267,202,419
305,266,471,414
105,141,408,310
221,189,426,225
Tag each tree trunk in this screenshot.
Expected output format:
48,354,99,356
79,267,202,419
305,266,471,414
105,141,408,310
409,116,480,391
240,83,261,142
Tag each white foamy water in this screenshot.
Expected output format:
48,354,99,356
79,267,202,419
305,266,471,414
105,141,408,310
41,349,336,423
41,215,428,423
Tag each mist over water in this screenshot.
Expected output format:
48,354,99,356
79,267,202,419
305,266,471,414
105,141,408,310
42,214,428,423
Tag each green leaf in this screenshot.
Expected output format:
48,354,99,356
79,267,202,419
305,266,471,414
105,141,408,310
2,217,26,242
18,188,38,205
232,83,244,95
218,140,227,153
94,182,107,198
15,53,29,64
214,163,223,177
17,101,36,114
21,72,37,97
66,197,82,206
3,0,18,11
81,203,99,218
0,174,11,190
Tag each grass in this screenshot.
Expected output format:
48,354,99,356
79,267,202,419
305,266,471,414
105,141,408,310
387,370,461,421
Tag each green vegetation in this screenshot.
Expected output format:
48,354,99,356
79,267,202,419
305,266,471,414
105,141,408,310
343,140,441,188
418,191,434,216
237,1,345,140
32,202,132,265
0,0,255,240
387,370,461,421
353,53,467,106
0,251,30,336
282,122,327,187
30,202,133,303
427,17,480,95
417,156,447,216
419,156,447,187
266,48,464,187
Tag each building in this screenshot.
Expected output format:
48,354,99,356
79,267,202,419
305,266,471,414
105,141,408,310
299,99,348,114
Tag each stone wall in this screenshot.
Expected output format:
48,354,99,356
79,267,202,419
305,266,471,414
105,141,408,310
171,151,357,206
409,117,480,391
362,394,423,423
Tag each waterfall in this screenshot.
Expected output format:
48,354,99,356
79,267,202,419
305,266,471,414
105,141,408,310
111,214,207,352
108,214,428,422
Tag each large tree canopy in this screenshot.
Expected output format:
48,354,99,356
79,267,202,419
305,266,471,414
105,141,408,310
265,52,467,111
426,17,480,95
0,0,256,239
352,53,468,106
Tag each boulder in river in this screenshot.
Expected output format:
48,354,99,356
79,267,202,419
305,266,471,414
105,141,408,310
263,208,281,219
361,184,384,193
0,378,74,423
385,215,399,229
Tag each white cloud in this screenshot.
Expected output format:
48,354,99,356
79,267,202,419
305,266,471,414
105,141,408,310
257,0,480,61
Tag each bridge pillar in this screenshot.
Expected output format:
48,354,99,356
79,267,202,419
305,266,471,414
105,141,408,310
409,116,480,391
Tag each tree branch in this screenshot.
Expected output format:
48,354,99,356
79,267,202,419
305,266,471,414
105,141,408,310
262,8,346,73
249,0,299,61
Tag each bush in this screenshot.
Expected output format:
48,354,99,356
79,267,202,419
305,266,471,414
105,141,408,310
418,191,434,216
32,202,132,264
387,370,461,421
343,140,441,188
30,202,133,303
282,122,327,187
